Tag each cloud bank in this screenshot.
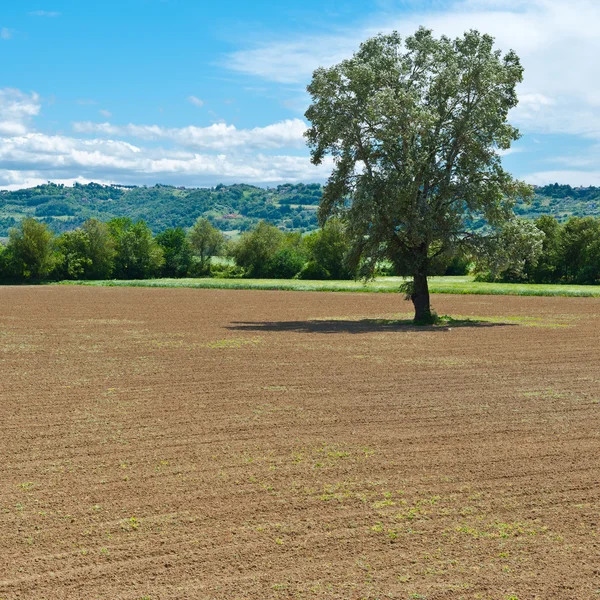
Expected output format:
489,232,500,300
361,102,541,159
72,118,307,151
0,89,326,188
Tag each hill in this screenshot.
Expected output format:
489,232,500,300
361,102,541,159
0,182,322,237
0,181,599,237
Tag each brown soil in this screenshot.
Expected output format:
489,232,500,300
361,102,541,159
0,286,599,599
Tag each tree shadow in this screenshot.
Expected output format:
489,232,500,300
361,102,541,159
226,317,515,334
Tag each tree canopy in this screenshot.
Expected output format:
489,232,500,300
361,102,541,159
305,27,532,322
189,218,226,274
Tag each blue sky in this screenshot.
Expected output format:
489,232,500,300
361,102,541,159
1,0,600,189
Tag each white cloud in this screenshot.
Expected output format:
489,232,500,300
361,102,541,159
0,87,326,188
28,10,61,17
0,173,101,191
72,118,308,151
1,27,13,40
497,147,524,157
224,0,600,139
0,89,41,136
0,132,332,188
188,96,204,108
99,109,112,118
525,170,600,187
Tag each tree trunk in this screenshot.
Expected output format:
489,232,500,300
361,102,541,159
411,271,433,324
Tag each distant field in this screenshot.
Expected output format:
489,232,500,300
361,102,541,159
59,275,600,298
1,287,599,598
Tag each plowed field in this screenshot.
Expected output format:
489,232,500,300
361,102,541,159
1,287,599,599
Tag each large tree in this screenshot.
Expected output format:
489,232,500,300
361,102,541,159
5,217,56,281
156,227,193,277
55,219,115,280
81,218,116,279
305,27,532,322
188,218,225,274
108,218,164,280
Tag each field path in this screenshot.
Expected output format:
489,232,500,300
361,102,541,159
1,287,599,599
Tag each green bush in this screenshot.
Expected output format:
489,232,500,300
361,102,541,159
560,217,600,284
303,219,354,279
230,221,308,278
156,227,193,277
474,219,545,282
108,218,164,279
444,254,471,276
266,247,306,278
230,221,284,277
209,261,244,279
297,260,331,280
523,216,600,284
54,229,93,280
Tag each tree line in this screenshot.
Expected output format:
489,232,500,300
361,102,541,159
0,216,354,283
0,213,599,285
477,215,600,285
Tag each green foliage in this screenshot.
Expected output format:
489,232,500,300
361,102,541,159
305,27,531,321
514,216,600,284
188,218,225,274
81,219,116,279
108,218,164,279
267,247,306,279
474,219,545,282
473,215,600,284
55,229,93,280
1,211,598,287
0,182,322,236
298,260,331,280
0,242,6,279
559,217,600,284
155,227,193,277
229,221,309,278
302,219,354,279
230,221,285,277
527,215,563,283
4,217,56,280
54,219,115,280
443,253,471,276
209,261,244,279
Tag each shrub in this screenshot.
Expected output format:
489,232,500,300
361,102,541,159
230,221,285,277
266,247,306,278
474,219,545,282
303,219,354,279
444,253,471,276
559,217,600,284
209,261,244,279
297,260,331,280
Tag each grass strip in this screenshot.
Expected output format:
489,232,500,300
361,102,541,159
56,276,600,298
